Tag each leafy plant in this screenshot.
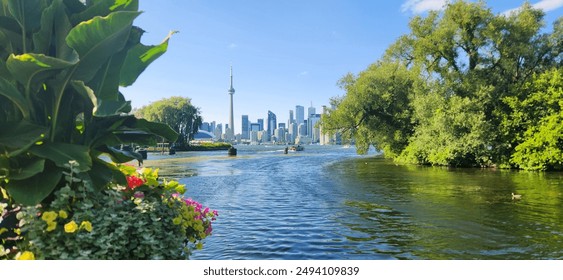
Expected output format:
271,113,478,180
12,161,217,260
0,0,178,205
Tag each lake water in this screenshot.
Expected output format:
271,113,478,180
146,145,563,259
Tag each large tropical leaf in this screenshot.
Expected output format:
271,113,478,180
29,142,92,172
7,0,44,30
87,157,126,191
71,80,130,117
120,30,177,86
0,120,47,149
6,53,77,94
5,164,62,205
32,0,61,54
66,10,140,82
0,76,29,118
8,159,45,180
100,145,142,163
70,0,139,26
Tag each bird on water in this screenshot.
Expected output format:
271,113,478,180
511,193,522,200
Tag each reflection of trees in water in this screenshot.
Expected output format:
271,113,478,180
330,157,563,259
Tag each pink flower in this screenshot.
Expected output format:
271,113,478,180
133,191,145,199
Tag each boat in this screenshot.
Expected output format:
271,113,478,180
228,146,237,156
289,145,304,151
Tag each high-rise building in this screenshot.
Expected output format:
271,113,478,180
250,123,261,133
241,115,249,140
228,66,235,140
296,105,304,125
289,110,294,125
307,104,316,137
210,121,216,134
257,119,264,131
214,124,223,140
267,111,277,138
200,122,210,132
309,114,321,143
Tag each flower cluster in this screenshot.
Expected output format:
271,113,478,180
6,161,218,260
40,210,92,234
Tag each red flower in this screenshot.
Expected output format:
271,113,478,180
126,175,145,190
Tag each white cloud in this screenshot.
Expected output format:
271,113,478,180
299,71,309,76
532,0,563,12
504,0,563,16
228,43,237,49
401,0,447,14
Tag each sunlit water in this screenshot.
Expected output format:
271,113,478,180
146,145,563,259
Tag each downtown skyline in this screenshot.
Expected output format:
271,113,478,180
120,0,563,127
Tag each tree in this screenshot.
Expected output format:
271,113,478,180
135,96,202,149
321,61,417,156
321,0,561,168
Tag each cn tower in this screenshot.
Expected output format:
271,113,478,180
228,66,235,140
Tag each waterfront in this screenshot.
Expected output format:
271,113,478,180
145,145,563,259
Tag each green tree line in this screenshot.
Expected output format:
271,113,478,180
134,96,202,150
321,0,562,170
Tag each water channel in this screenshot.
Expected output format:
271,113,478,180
145,145,563,259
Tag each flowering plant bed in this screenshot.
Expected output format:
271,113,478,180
2,162,217,260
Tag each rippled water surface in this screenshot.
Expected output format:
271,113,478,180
146,145,563,259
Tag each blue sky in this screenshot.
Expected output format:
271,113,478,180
121,0,563,131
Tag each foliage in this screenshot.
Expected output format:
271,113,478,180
322,61,417,156
508,68,563,170
135,96,203,150
187,142,232,151
0,0,178,206
321,0,562,169
3,161,217,260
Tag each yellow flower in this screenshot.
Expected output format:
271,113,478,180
79,221,92,232
16,251,35,260
46,221,57,232
58,210,68,219
172,216,182,225
196,243,203,250
41,211,58,222
64,220,78,233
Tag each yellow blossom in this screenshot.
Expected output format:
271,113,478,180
58,210,68,219
16,251,35,260
172,216,182,225
79,221,92,232
41,211,58,222
64,220,78,233
46,221,57,232
196,243,203,250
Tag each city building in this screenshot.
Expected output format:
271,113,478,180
288,109,294,125
295,105,304,126
257,119,264,131
267,110,277,140
241,115,249,140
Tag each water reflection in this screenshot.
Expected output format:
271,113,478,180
329,157,563,259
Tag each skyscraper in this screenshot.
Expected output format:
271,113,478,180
289,110,294,125
241,115,249,140
228,66,235,140
267,111,277,138
257,118,264,131
296,105,304,125
308,104,316,137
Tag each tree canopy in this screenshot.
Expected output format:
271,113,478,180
321,0,562,170
135,96,202,149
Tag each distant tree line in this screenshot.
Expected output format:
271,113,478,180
135,96,202,150
320,1,562,170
